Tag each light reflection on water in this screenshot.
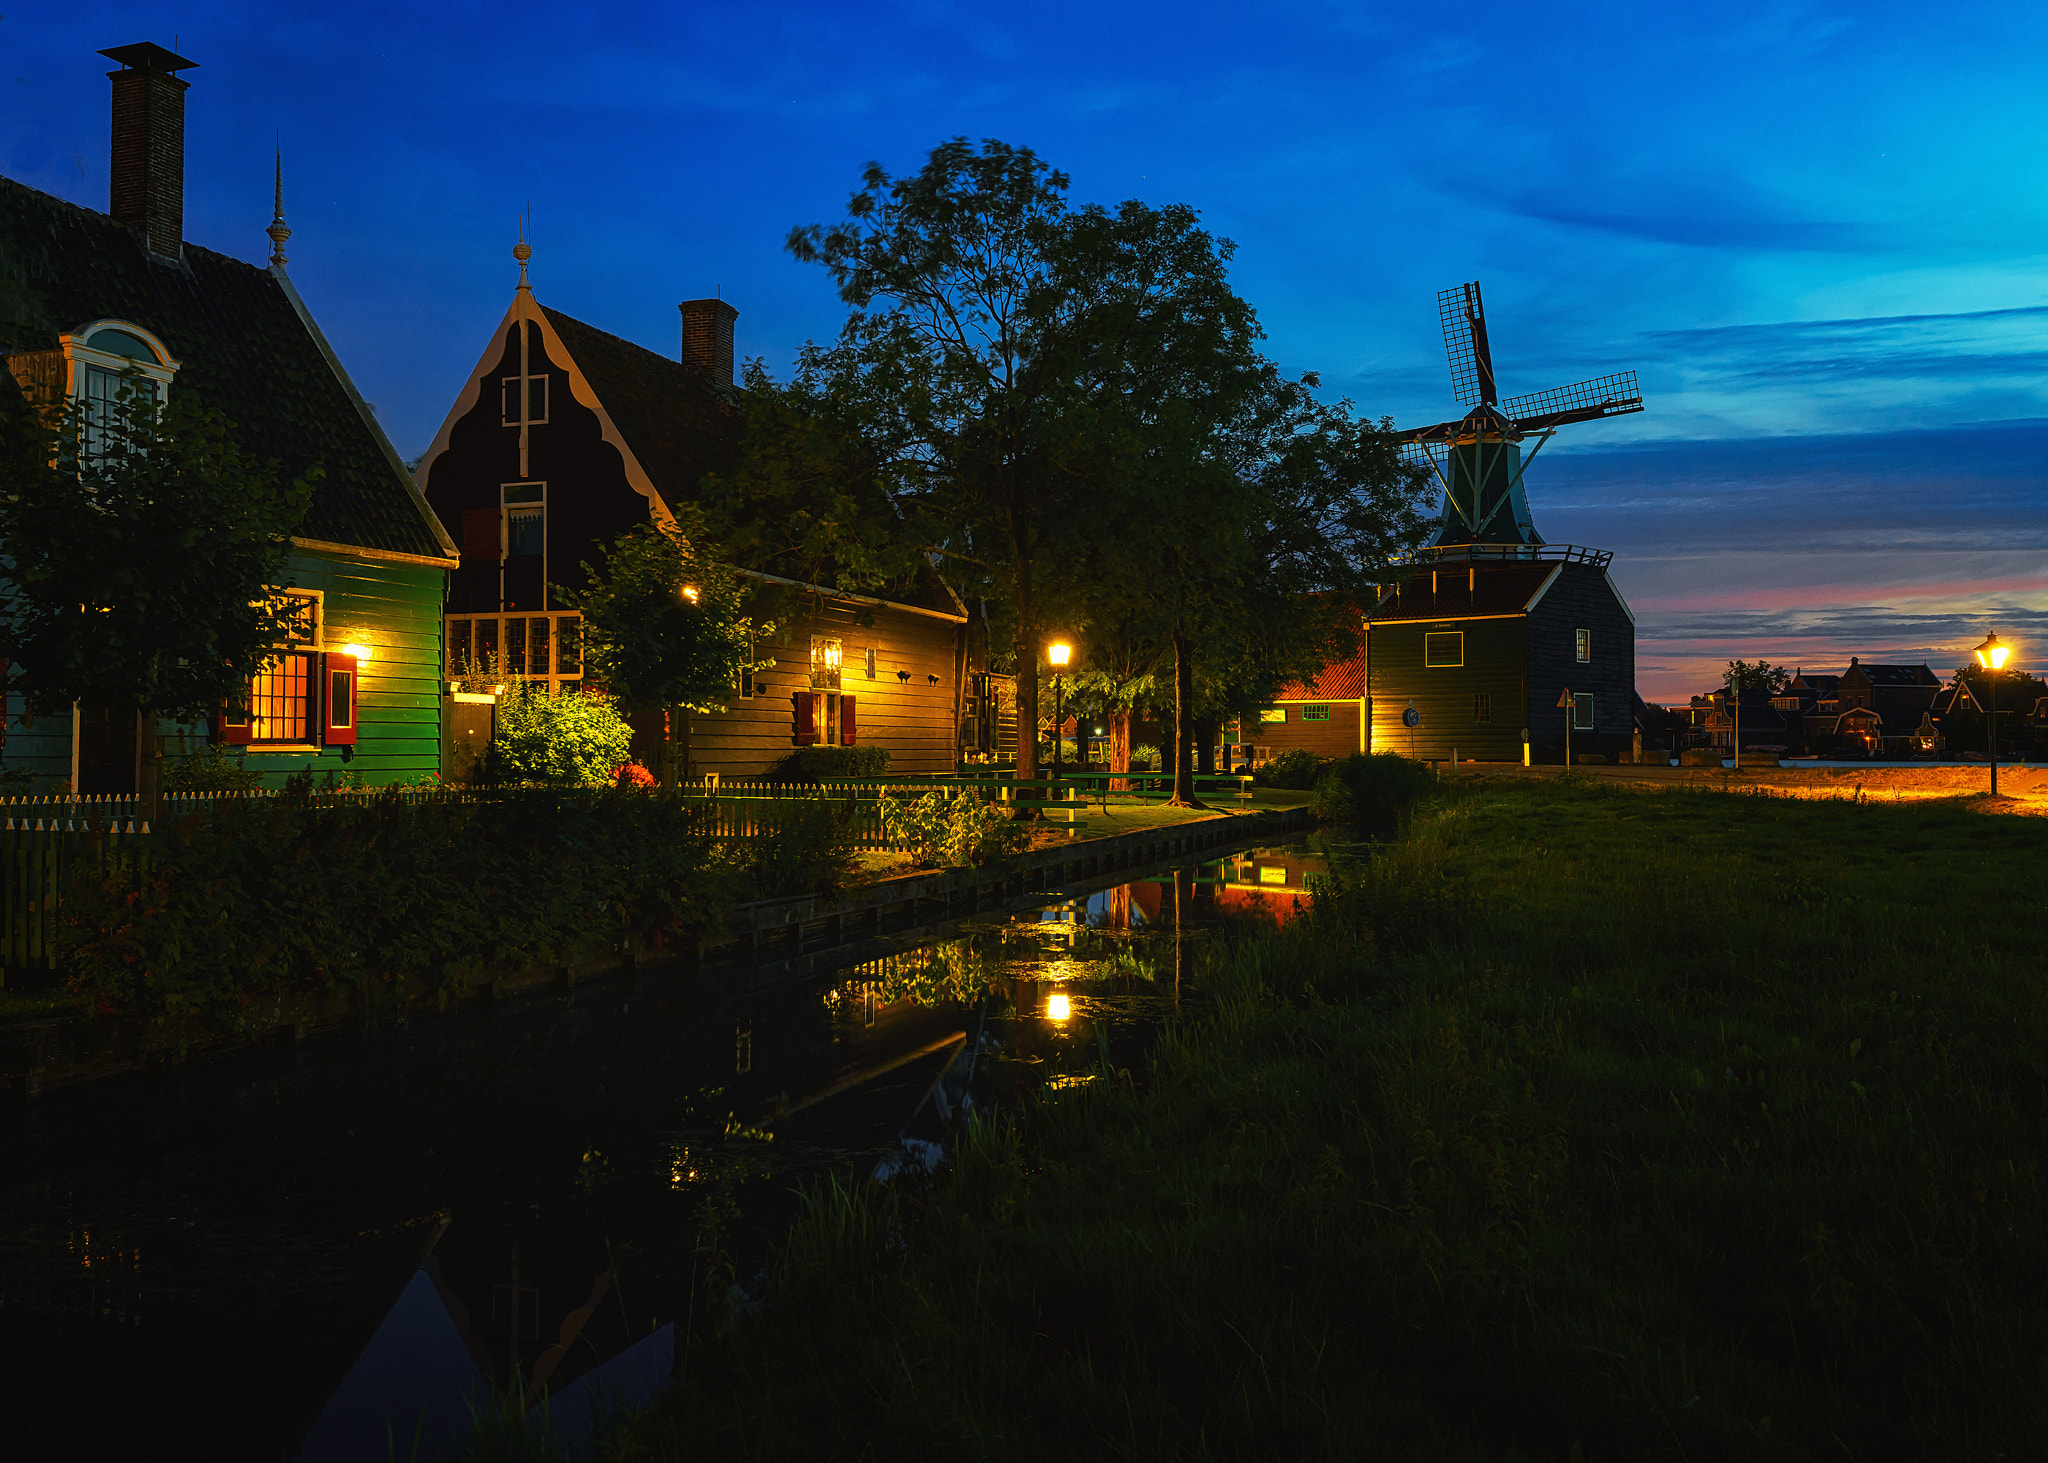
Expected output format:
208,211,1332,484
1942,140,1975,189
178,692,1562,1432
0,838,1336,1460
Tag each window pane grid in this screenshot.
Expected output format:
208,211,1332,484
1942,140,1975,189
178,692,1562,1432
251,653,311,743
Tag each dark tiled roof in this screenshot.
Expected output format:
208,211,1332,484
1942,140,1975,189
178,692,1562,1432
0,175,452,560
540,304,965,618
1847,662,1940,688
540,306,738,514
1367,562,1557,623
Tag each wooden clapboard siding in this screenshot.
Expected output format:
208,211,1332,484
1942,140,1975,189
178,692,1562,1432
1257,701,1365,758
232,550,444,786
0,550,444,789
1524,563,1634,759
689,597,964,776
1366,615,1528,761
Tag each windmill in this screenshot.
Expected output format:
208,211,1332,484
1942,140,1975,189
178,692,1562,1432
1402,282,1643,548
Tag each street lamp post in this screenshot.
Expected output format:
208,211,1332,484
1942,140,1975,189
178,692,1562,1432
1048,641,1073,791
1974,632,2009,796
1556,687,1573,769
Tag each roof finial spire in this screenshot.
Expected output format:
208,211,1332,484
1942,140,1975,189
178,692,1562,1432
513,207,532,293
266,136,291,268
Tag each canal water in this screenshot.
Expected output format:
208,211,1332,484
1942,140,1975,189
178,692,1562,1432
0,838,1332,1460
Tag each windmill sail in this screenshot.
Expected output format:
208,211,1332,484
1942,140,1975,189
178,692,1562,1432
1437,282,1497,407
1502,370,1642,431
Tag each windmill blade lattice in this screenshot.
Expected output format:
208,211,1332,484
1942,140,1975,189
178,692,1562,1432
1501,370,1643,428
1437,283,1495,407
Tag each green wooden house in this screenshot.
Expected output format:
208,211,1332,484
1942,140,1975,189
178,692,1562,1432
0,43,456,791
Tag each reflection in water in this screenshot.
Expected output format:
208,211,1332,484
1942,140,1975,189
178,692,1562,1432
0,840,1329,1459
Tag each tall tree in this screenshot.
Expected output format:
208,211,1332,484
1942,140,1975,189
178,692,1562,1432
0,369,315,722
556,512,766,783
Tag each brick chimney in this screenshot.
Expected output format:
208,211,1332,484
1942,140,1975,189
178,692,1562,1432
678,298,738,385
101,42,197,260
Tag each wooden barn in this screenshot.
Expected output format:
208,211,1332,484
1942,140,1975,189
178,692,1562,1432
415,260,971,777
0,44,456,792
1364,549,1635,763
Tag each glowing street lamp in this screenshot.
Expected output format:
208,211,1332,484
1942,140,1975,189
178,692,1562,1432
1047,641,1073,786
1974,632,2009,796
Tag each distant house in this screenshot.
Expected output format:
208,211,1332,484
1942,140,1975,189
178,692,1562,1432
1803,658,1941,756
0,43,457,791
414,263,971,777
1234,635,1369,766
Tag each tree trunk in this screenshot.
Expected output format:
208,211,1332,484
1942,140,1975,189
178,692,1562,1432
1109,706,1131,793
1013,567,1037,788
1167,621,1204,808
1195,716,1218,775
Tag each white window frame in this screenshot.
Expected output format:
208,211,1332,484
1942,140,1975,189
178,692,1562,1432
500,372,550,427
1575,628,1592,663
1424,630,1464,668
59,321,180,458
1573,692,1595,730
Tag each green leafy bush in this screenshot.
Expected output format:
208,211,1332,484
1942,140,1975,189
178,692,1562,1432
486,682,635,786
59,784,731,1022
1311,751,1436,823
723,797,861,899
762,745,891,782
883,789,1028,868
162,742,264,792
1253,748,1329,790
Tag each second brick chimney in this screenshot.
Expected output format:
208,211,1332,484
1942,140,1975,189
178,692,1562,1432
101,41,197,260
678,298,739,385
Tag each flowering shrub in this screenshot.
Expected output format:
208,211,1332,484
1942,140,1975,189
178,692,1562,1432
614,761,657,789
487,682,635,786
883,789,1029,869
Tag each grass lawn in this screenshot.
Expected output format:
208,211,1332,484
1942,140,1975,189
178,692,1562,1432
621,778,2046,1461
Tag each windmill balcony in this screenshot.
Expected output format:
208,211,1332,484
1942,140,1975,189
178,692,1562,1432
1392,542,1613,570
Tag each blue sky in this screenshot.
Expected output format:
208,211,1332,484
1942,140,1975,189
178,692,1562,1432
5,0,2044,699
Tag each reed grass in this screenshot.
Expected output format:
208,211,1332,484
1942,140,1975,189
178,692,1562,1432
615,778,2047,1461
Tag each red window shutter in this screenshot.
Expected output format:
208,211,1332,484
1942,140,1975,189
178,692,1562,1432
793,691,819,746
840,693,857,746
461,508,499,561
217,692,253,747
322,653,359,746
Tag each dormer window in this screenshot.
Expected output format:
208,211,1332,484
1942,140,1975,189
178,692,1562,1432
56,320,180,457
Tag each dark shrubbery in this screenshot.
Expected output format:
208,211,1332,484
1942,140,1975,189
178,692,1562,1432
59,785,746,1023
724,797,862,899
1310,750,1436,822
1251,748,1328,789
761,745,891,781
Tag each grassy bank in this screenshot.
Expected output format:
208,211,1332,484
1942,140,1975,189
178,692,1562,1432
620,778,2045,1461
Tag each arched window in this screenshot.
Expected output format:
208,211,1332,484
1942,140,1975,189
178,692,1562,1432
56,320,180,457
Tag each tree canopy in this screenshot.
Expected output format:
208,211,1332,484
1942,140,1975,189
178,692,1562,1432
0,369,315,721
558,512,765,715
755,137,1428,790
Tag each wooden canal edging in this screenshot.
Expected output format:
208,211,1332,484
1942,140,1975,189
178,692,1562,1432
0,803,1313,1100
712,804,1316,987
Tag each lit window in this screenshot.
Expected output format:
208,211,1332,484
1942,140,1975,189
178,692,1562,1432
1302,704,1330,721
811,636,843,690
1573,692,1595,730
1575,628,1591,663
1259,708,1287,724
250,653,313,743
1424,631,1463,668
1473,693,1492,724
